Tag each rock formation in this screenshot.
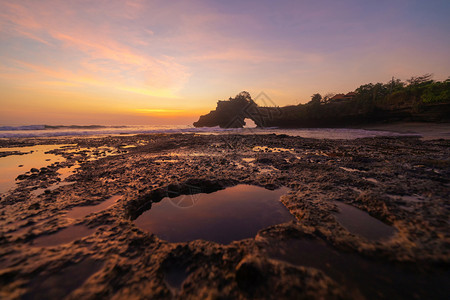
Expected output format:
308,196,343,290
193,91,281,128
194,90,450,129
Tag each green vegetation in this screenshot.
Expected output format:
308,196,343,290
194,75,450,128
311,74,449,109
270,74,450,127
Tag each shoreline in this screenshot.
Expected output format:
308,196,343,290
1,121,449,142
0,133,449,299
358,121,450,140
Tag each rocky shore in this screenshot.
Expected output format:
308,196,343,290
0,133,449,299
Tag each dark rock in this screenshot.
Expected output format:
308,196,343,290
28,203,40,210
264,183,278,190
16,174,28,180
40,167,50,173
256,158,273,164
235,256,266,290
193,91,281,128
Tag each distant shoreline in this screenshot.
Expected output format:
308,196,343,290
356,121,450,140
1,124,446,141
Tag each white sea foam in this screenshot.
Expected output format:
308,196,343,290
0,124,419,139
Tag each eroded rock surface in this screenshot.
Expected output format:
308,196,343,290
0,133,449,299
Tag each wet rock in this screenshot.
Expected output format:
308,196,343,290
16,174,28,180
0,133,449,299
235,255,346,299
40,167,50,173
28,202,40,210
235,256,266,290
256,157,273,164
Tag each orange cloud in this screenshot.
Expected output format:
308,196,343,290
0,1,190,97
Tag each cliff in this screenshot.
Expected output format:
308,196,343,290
193,91,283,128
194,98,450,129
194,78,450,128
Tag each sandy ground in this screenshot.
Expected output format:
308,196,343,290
0,133,449,299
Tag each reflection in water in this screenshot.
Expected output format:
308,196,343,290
67,195,122,219
134,185,293,244
22,259,102,300
242,157,255,163
32,225,96,247
57,164,79,181
339,167,366,173
333,201,396,241
252,146,295,153
0,145,67,194
31,182,74,197
265,238,450,300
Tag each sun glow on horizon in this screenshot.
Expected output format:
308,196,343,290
0,0,449,125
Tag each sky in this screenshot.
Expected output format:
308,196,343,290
0,0,449,125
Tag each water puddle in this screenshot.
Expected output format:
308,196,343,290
252,146,295,153
63,146,119,160
57,164,79,181
32,225,96,247
340,167,366,173
66,195,122,219
265,238,449,300
258,166,278,173
0,145,68,195
333,201,396,241
22,259,102,300
363,177,379,184
134,185,293,244
242,157,255,163
164,264,189,291
31,182,74,197
154,159,179,163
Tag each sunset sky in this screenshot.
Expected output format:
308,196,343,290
1,0,449,125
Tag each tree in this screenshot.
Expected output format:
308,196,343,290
421,80,450,103
406,74,433,86
386,77,404,92
309,93,322,105
322,93,336,104
235,91,252,102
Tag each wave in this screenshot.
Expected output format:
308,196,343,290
0,125,237,138
44,125,112,130
0,125,47,131
0,125,131,131
0,125,418,139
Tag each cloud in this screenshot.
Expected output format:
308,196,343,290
1,0,449,119
0,0,190,97
0,59,185,100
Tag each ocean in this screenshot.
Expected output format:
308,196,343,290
0,124,419,139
